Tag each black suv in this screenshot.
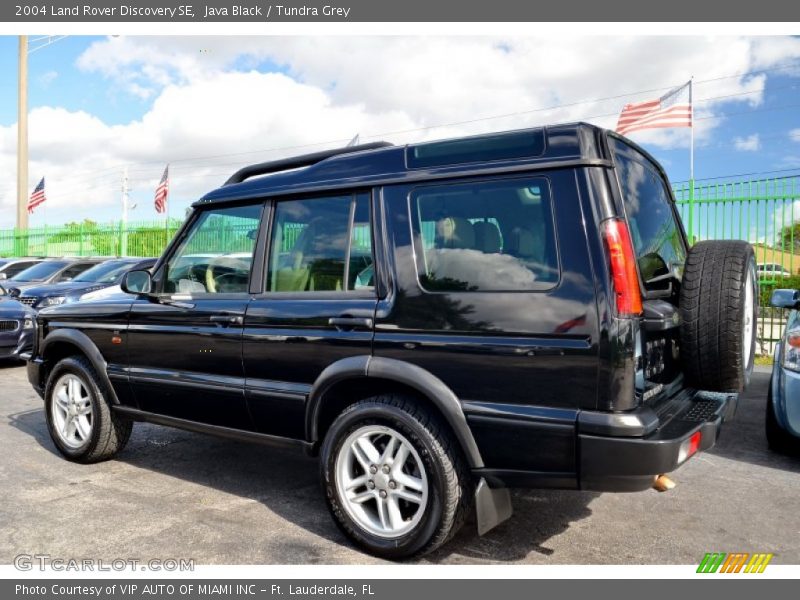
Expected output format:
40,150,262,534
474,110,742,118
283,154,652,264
27,124,757,559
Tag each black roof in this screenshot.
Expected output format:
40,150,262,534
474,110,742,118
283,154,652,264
196,122,615,207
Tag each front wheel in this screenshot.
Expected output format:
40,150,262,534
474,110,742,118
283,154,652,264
320,395,471,559
44,356,133,463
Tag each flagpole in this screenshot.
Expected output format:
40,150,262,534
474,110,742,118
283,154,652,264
165,165,170,246
688,77,695,245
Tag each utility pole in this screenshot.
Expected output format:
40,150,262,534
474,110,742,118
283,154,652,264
16,35,29,247
121,166,129,257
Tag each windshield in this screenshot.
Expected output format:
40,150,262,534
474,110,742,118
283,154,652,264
73,261,134,284
611,138,687,283
10,261,69,282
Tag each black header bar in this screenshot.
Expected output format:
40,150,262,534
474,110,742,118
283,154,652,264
3,0,799,22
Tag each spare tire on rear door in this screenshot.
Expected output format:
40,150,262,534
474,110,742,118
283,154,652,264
679,240,757,392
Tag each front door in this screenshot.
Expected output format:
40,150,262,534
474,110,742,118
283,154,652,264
243,192,377,439
127,201,264,430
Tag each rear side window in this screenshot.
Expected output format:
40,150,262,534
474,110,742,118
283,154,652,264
612,140,687,282
410,177,558,292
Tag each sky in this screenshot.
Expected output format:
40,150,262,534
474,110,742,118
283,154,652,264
1,35,800,231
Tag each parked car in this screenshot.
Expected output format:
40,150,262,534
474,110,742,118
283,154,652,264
0,257,44,281
26,124,757,559
758,262,792,279
767,289,800,453
5,257,104,297
0,283,35,361
17,257,156,310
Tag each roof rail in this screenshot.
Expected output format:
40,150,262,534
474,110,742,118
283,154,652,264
224,141,393,186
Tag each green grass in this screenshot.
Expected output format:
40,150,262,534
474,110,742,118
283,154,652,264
755,355,774,366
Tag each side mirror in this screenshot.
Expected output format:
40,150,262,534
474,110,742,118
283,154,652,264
121,270,153,295
770,289,800,309
0,273,7,280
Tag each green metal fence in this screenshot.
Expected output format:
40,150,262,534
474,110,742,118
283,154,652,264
674,175,800,357
0,220,184,259
1,174,799,356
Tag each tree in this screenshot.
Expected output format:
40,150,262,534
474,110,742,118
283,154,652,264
780,221,800,253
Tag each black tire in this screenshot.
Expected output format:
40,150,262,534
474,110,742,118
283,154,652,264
320,394,472,559
680,240,757,392
44,356,132,463
766,384,798,455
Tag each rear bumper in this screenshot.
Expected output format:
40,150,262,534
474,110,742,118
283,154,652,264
579,390,738,491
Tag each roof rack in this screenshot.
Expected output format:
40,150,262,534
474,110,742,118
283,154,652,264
224,141,393,186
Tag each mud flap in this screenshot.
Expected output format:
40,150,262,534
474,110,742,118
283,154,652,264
475,477,512,536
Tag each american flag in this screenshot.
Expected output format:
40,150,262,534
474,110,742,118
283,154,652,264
154,165,169,214
616,81,692,137
27,177,46,214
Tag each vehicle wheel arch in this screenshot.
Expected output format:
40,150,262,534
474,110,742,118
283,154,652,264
307,356,484,469
40,329,118,405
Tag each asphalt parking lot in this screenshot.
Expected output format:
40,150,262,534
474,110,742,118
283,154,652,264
0,362,798,565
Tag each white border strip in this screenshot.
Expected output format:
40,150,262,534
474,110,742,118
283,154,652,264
0,22,799,35
1,564,798,579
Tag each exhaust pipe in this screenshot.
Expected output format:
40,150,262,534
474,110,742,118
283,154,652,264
652,474,676,492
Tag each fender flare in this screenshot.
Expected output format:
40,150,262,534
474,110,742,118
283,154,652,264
40,329,119,404
306,355,484,469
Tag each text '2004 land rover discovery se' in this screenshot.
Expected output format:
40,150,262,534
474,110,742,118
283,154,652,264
26,123,757,559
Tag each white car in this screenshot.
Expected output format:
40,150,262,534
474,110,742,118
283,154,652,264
758,263,792,278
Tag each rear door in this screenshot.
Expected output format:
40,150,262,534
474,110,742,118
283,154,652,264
127,201,264,430
243,191,377,439
610,138,689,398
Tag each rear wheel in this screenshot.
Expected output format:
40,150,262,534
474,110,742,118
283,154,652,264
320,395,471,559
680,240,757,392
44,356,132,463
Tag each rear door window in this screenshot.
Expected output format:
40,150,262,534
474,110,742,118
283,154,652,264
266,193,373,293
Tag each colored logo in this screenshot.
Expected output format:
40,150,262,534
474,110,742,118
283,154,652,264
697,552,774,573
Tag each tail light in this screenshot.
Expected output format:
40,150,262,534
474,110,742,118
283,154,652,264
602,218,643,317
678,430,702,463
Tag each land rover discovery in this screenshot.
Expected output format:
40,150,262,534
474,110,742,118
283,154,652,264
26,123,756,558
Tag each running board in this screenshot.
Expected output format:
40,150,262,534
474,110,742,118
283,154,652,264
475,478,513,536
112,405,313,453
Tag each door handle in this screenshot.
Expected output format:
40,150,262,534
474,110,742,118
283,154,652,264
328,317,374,329
210,315,244,326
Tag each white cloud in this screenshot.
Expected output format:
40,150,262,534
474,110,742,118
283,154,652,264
733,133,761,152
3,35,800,227
790,128,800,143
38,70,58,88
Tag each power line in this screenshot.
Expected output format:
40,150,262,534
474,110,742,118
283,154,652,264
15,59,800,182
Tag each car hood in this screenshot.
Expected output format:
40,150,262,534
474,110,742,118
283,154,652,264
21,281,111,298
0,297,35,319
